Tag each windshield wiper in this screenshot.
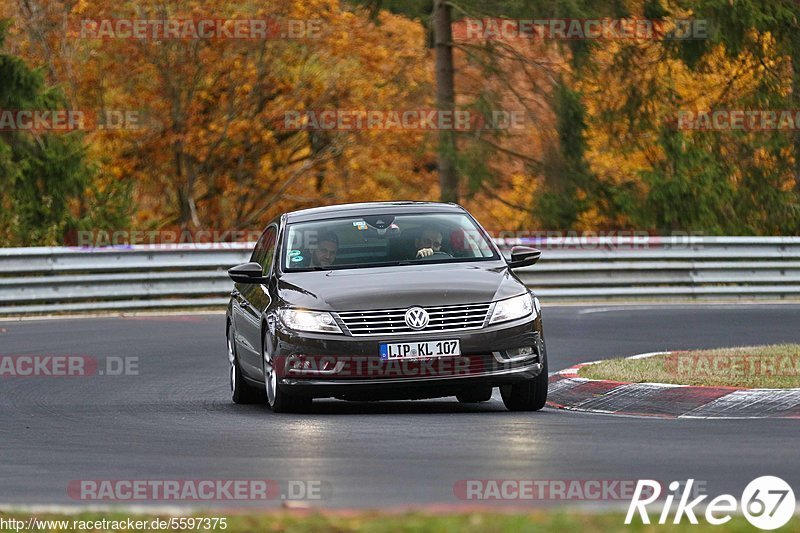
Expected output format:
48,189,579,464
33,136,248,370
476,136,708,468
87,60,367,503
287,266,329,272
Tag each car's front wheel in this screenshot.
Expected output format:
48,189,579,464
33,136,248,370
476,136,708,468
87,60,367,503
262,332,312,413
500,338,548,412
228,323,264,404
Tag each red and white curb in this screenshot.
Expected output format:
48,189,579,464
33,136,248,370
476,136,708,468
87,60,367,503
547,352,800,419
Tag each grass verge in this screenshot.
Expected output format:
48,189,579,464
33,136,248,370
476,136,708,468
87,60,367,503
578,344,800,388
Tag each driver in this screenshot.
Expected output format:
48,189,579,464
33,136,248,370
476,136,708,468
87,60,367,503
415,228,444,258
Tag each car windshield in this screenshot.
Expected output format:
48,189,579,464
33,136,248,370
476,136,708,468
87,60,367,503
283,212,498,271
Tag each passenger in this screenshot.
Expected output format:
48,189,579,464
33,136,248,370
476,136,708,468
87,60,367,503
310,231,339,267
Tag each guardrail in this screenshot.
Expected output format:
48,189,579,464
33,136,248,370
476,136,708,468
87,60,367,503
0,237,799,314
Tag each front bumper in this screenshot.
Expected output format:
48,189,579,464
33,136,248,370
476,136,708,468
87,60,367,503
272,315,544,399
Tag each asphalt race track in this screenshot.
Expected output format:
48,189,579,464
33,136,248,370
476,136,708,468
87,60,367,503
1,304,799,509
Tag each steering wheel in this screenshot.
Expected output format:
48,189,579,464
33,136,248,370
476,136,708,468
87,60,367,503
419,251,452,260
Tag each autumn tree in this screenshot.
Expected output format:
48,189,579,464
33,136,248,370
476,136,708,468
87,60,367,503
5,0,436,236
579,3,800,234
0,19,131,246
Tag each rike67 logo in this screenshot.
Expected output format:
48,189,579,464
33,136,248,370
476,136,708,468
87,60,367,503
626,477,795,530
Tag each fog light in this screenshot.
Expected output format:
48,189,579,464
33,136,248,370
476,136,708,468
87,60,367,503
492,346,537,364
289,356,311,370
508,346,534,357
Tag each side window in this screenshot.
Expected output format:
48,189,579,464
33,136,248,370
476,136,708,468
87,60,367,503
250,232,267,265
250,227,278,276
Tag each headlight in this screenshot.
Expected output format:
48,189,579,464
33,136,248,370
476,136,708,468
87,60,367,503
278,309,342,333
489,293,535,325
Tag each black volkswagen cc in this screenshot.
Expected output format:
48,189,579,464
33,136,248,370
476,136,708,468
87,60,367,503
226,201,547,413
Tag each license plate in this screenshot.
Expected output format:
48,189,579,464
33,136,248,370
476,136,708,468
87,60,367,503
380,340,460,360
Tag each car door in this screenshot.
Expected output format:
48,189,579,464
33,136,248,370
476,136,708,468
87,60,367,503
232,225,277,377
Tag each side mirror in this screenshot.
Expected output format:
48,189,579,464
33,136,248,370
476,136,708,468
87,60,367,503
228,262,267,284
507,246,541,269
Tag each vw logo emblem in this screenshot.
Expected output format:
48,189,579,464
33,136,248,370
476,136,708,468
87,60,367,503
404,307,430,330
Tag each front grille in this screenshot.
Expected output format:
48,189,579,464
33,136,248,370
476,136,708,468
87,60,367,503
336,302,493,336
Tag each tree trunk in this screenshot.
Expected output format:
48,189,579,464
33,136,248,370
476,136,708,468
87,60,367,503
433,0,458,203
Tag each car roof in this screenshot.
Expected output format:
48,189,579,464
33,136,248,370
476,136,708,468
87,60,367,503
284,201,465,223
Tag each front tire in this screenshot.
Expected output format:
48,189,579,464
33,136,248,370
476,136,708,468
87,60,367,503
228,323,264,404
262,332,312,413
500,339,548,412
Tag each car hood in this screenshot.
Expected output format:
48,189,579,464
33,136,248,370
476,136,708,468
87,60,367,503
277,261,527,312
